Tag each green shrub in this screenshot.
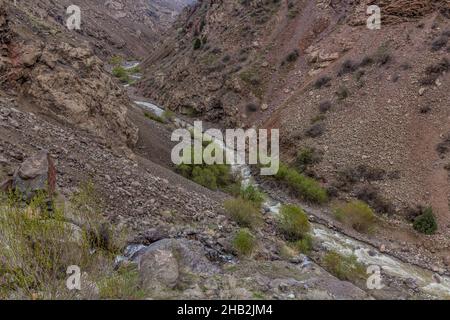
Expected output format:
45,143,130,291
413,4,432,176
239,185,265,207
275,164,328,204
176,145,233,191
193,38,202,50
322,251,365,281
232,228,256,256
110,55,123,66
296,147,322,172
334,200,376,233
413,207,437,235
224,198,262,229
294,234,313,254
278,204,310,241
112,66,130,83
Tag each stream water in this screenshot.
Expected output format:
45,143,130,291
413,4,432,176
121,60,450,299
130,99,450,299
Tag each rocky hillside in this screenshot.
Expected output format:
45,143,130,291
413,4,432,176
137,0,450,223
1,0,140,148
7,0,194,59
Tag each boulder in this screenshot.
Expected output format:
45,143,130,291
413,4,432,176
12,151,56,200
138,248,180,291
134,239,220,292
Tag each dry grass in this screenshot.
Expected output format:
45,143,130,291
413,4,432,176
0,182,143,300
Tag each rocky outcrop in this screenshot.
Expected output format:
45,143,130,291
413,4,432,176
0,1,138,148
22,42,138,148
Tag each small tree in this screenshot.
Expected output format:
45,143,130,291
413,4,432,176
413,207,437,235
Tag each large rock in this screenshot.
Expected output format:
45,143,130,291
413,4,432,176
134,239,220,292
12,151,56,200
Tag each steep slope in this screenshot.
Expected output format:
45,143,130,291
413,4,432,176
137,0,450,224
0,0,138,148
10,0,194,59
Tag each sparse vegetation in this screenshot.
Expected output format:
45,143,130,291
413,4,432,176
305,122,326,138
431,36,448,51
232,228,256,256
295,147,322,172
355,185,394,215
374,45,391,66
420,58,449,86
98,264,146,300
0,183,141,300
336,86,349,100
334,200,376,233
224,198,262,229
322,251,365,282
338,59,358,77
413,207,437,235
278,204,310,241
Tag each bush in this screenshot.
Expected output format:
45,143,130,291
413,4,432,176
359,56,374,68
296,147,322,172
112,66,130,83
336,86,349,100
284,49,299,64
176,145,233,191
355,185,394,215
431,36,448,51
305,122,325,138
193,38,202,50
318,101,332,113
322,251,365,281
224,198,262,229
420,58,449,86
239,185,266,207
246,103,259,113
294,234,313,254
232,228,256,256
334,200,376,233
278,204,310,241
275,163,328,204
413,207,437,235
338,59,358,76
314,76,332,89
